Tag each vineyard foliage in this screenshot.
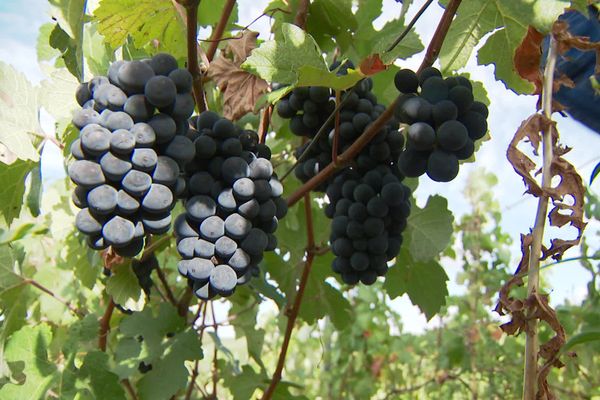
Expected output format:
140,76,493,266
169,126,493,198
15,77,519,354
0,0,599,399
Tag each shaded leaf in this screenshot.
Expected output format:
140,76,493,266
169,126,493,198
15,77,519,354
384,250,449,320
0,160,37,226
106,262,145,311
561,330,600,353
591,161,600,185
26,165,42,218
79,351,126,400
406,195,454,262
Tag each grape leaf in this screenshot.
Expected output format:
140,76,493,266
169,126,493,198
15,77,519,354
296,66,364,91
26,165,42,218
299,253,353,330
0,63,40,162
106,262,145,311
242,23,328,85
221,363,264,400
406,195,454,262
440,0,569,94
208,31,268,120
94,0,186,58
0,324,56,399
384,250,449,320
48,0,85,79
78,352,126,400
0,160,38,226
136,330,202,400
37,23,60,62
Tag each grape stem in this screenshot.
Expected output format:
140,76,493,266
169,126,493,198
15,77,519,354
385,0,435,54
259,105,273,144
206,0,237,62
98,297,115,352
285,0,463,207
331,90,341,165
294,0,310,28
522,33,558,400
262,193,316,400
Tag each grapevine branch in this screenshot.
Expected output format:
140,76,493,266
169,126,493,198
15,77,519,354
23,278,84,317
262,193,316,400
294,0,310,28
185,302,209,400
98,298,115,352
206,0,237,62
285,0,463,207
522,34,558,400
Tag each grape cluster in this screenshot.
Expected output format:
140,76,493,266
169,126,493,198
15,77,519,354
69,53,197,257
394,67,489,182
325,166,411,284
276,71,404,191
174,111,287,300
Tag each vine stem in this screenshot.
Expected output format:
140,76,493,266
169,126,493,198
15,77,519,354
23,278,83,317
98,298,115,352
155,264,177,306
294,0,310,28
185,0,207,112
262,193,316,400
385,0,435,53
285,0,463,207
206,0,236,62
522,34,558,400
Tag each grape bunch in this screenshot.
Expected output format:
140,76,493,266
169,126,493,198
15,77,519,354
275,66,404,190
68,53,197,256
394,67,489,182
325,166,411,284
174,111,287,300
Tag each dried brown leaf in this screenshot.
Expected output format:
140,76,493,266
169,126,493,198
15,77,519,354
514,26,545,95
207,31,268,120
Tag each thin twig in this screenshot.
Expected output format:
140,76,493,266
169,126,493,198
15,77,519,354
280,87,357,182
332,90,341,165
385,0,435,53
199,8,290,43
285,0,463,207
121,379,139,400
262,193,316,400
178,286,193,317
206,0,237,62
186,303,208,400
418,0,462,73
98,298,115,352
155,264,178,306
259,105,273,144
522,34,558,400
210,301,219,399
24,279,84,317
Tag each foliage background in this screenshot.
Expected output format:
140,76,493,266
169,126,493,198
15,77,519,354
0,0,599,399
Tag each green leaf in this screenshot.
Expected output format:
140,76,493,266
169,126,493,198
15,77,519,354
384,250,449,320
0,245,24,293
0,62,41,162
561,330,600,353
0,324,56,399
94,0,187,58
78,352,127,400
137,330,203,400
106,262,145,311
37,23,60,61
48,0,86,80
26,166,42,218
440,0,569,93
242,23,328,85
406,195,454,262
49,23,81,79
0,160,38,226
39,63,81,121
296,66,363,91
299,253,353,330
222,364,263,400
119,303,184,354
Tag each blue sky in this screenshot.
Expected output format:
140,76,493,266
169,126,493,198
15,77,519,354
1,0,599,333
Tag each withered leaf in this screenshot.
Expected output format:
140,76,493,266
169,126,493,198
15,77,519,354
514,26,544,95
208,31,268,121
